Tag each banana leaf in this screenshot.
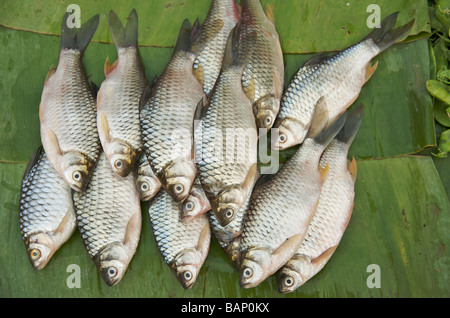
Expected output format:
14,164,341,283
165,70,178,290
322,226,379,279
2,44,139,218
0,0,430,53
0,0,449,299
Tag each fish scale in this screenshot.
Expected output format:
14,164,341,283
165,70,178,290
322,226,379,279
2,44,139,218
148,189,210,289
19,147,76,270
73,152,141,286
238,114,348,289
277,106,362,294
192,0,240,96
273,12,414,150
237,0,284,130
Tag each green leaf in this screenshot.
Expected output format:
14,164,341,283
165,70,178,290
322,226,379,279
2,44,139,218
0,0,430,54
1,157,449,297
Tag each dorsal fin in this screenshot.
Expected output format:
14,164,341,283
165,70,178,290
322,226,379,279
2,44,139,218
23,146,44,179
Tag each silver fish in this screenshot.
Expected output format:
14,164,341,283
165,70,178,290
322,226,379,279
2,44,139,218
19,146,77,270
277,106,362,294
192,0,240,96
148,189,210,290
73,152,141,286
195,25,259,227
140,20,206,202
237,0,284,130
39,13,101,192
97,9,148,177
273,12,414,150
238,114,348,289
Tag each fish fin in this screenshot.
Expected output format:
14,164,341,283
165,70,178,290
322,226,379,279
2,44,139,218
53,205,76,236
307,96,328,139
336,104,364,146
123,207,142,248
222,23,241,67
348,157,357,183
265,4,276,24
364,12,415,52
45,66,56,84
90,81,99,99
108,9,138,48
302,52,330,67
42,128,63,168
365,61,378,83
139,81,154,112
104,57,119,77
271,233,305,272
319,162,329,183
311,111,348,146
196,223,211,255
194,98,205,122
173,19,194,53
241,163,260,195
311,245,338,266
61,13,99,54
97,111,111,146
23,146,44,179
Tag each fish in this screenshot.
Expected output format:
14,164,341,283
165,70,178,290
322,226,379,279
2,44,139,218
19,146,77,270
191,0,240,96
238,113,348,289
277,106,363,294
140,19,206,202
39,13,101,192
273,12,414,150
72,152,141,286
194,25,259,227
181,178,212,222
97,9,149,177
236,0,284,130
208,189,252,269
134,153,162,202
148,189,210,290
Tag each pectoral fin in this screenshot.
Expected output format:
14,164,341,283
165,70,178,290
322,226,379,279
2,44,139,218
196,223,211,256
42,127,63,171
270,233,305,274
365,61,378,83
311,245,338,266
348,157,357,183
97,111,111,148
123,208,142,249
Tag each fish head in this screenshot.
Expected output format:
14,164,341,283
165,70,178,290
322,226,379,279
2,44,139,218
181,184,210,221
61,151,94,192
25,233,54,270
239,247,272,289
272,118,307,150
136,174,161,201
107,139,140,177
164,161,197,202
172,250,202,290
277,266,303,294
254,95,280,130
213,187,245,227
97,243,128,286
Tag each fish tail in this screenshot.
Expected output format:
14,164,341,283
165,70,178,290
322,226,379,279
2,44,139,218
313,112,348,146
365,12,415,52
173,19,195,53
108,9,138,48
61,13,99,54
336,105,364,146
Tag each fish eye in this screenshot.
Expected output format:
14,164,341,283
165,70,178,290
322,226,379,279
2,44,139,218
185,200,195,211
107,266,118,278
224,208,234,219
174,184,184,194
264,116,272,126
30,248,41,260
284,276,294,287
140,182,149,192
114,159,124,169
72,171,82,181
183,270,193,281
243,267,253,279
279,133,287,143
